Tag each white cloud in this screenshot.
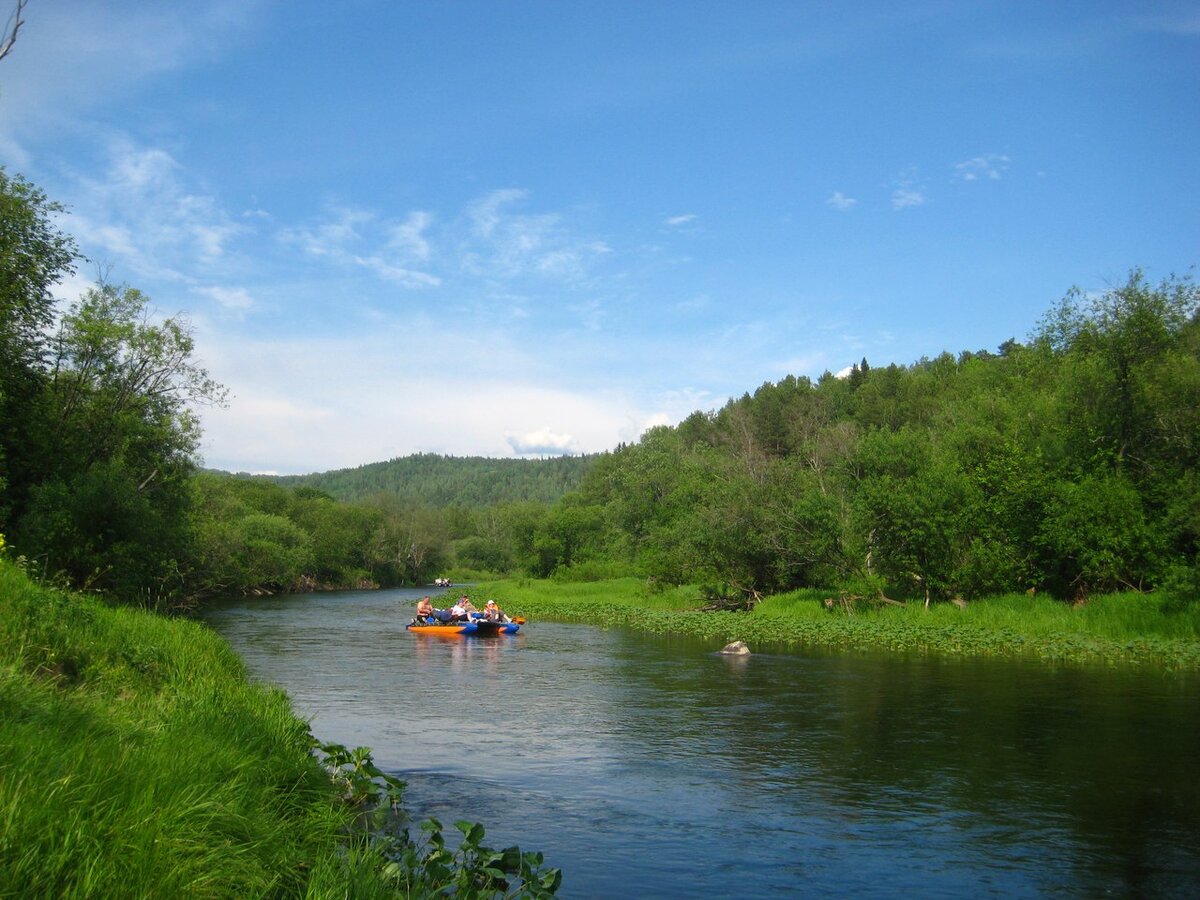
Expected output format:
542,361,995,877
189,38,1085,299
387,211,434,262
280,206,442,288
281,207,372,259
468,189,528,240
665,213,698,227
64,139,247,282
891,188,925,210
826,191,857,211
460,189,608,282
890,168,927,210
505,427,579,457
354,255,442,288
195,285,255,312
638,412,674,431
954,154,1011,182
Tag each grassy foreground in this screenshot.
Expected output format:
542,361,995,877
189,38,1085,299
0,557,560,899
473,577,1200,670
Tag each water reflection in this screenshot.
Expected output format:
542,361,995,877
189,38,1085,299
411,631,522,678
203,588,1200,899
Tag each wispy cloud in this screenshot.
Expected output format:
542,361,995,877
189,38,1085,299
281,207,441,287
461,189,608,282
665,213,699,227
890,168,926,210
387,211,434,262
195,285,255,313
891,188,925,210
353,255,442,288
280,207,372,259
955,154,1011,182
67,139,247,281
826,191,857,211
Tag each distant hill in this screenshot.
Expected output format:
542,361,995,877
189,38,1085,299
253,452,598,506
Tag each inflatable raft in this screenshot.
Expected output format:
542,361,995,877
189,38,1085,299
406,618,520,636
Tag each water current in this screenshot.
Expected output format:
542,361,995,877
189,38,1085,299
202,586,1200,898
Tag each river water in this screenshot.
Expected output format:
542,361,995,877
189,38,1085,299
202,586,1200,898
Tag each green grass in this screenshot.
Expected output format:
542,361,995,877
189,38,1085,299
469,577,1200,670
0,557,561,899
0,559,365,898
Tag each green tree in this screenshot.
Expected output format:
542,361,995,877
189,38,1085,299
221,513,314,591
0,170,78,527
1039,472,1154,600
853,428,977,604
16,283,225,600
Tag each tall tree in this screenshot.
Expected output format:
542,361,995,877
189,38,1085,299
17,283,226,600
0,170,78,527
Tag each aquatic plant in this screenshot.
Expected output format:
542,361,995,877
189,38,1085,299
476,577,1200,670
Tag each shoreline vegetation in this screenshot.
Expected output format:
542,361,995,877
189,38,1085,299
471,577,1200,671
0,557,561,898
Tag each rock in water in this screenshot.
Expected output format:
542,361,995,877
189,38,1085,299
720,640,750,656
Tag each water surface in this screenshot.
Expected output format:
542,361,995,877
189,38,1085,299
203,587,1200,898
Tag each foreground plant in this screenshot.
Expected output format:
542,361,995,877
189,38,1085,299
313,740,563,898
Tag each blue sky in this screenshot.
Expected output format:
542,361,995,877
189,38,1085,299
1,1,1197,474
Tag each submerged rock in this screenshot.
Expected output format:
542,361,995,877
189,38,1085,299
719,640,751,656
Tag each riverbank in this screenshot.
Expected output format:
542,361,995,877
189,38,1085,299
472,577,1200,670
0,558,558,897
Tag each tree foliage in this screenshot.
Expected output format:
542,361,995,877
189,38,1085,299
509,270,1199,606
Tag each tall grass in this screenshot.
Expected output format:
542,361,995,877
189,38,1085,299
0,559,360,898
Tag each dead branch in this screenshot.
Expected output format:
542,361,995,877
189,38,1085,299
0,1,27,63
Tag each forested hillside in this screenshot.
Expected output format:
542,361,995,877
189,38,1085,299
259,452,595,505
497,270,1199,605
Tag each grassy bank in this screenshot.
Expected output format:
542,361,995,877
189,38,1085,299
471,577,1200,670
0,558,559,898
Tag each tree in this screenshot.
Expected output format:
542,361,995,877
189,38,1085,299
1036,269,1199,476
0,170,78,527
15,283,226,600
1039,473,1153,600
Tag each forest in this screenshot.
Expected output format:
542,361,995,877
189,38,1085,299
1,168,1197,609
262,452,595,506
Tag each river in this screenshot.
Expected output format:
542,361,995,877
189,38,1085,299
202,586,1200,898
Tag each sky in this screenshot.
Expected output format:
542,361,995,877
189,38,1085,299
1,1,1197,474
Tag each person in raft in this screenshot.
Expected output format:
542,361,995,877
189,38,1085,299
416,596,434,622
456,595,483,619
448,598,469,622
483,599,510,623
416,596,455,624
